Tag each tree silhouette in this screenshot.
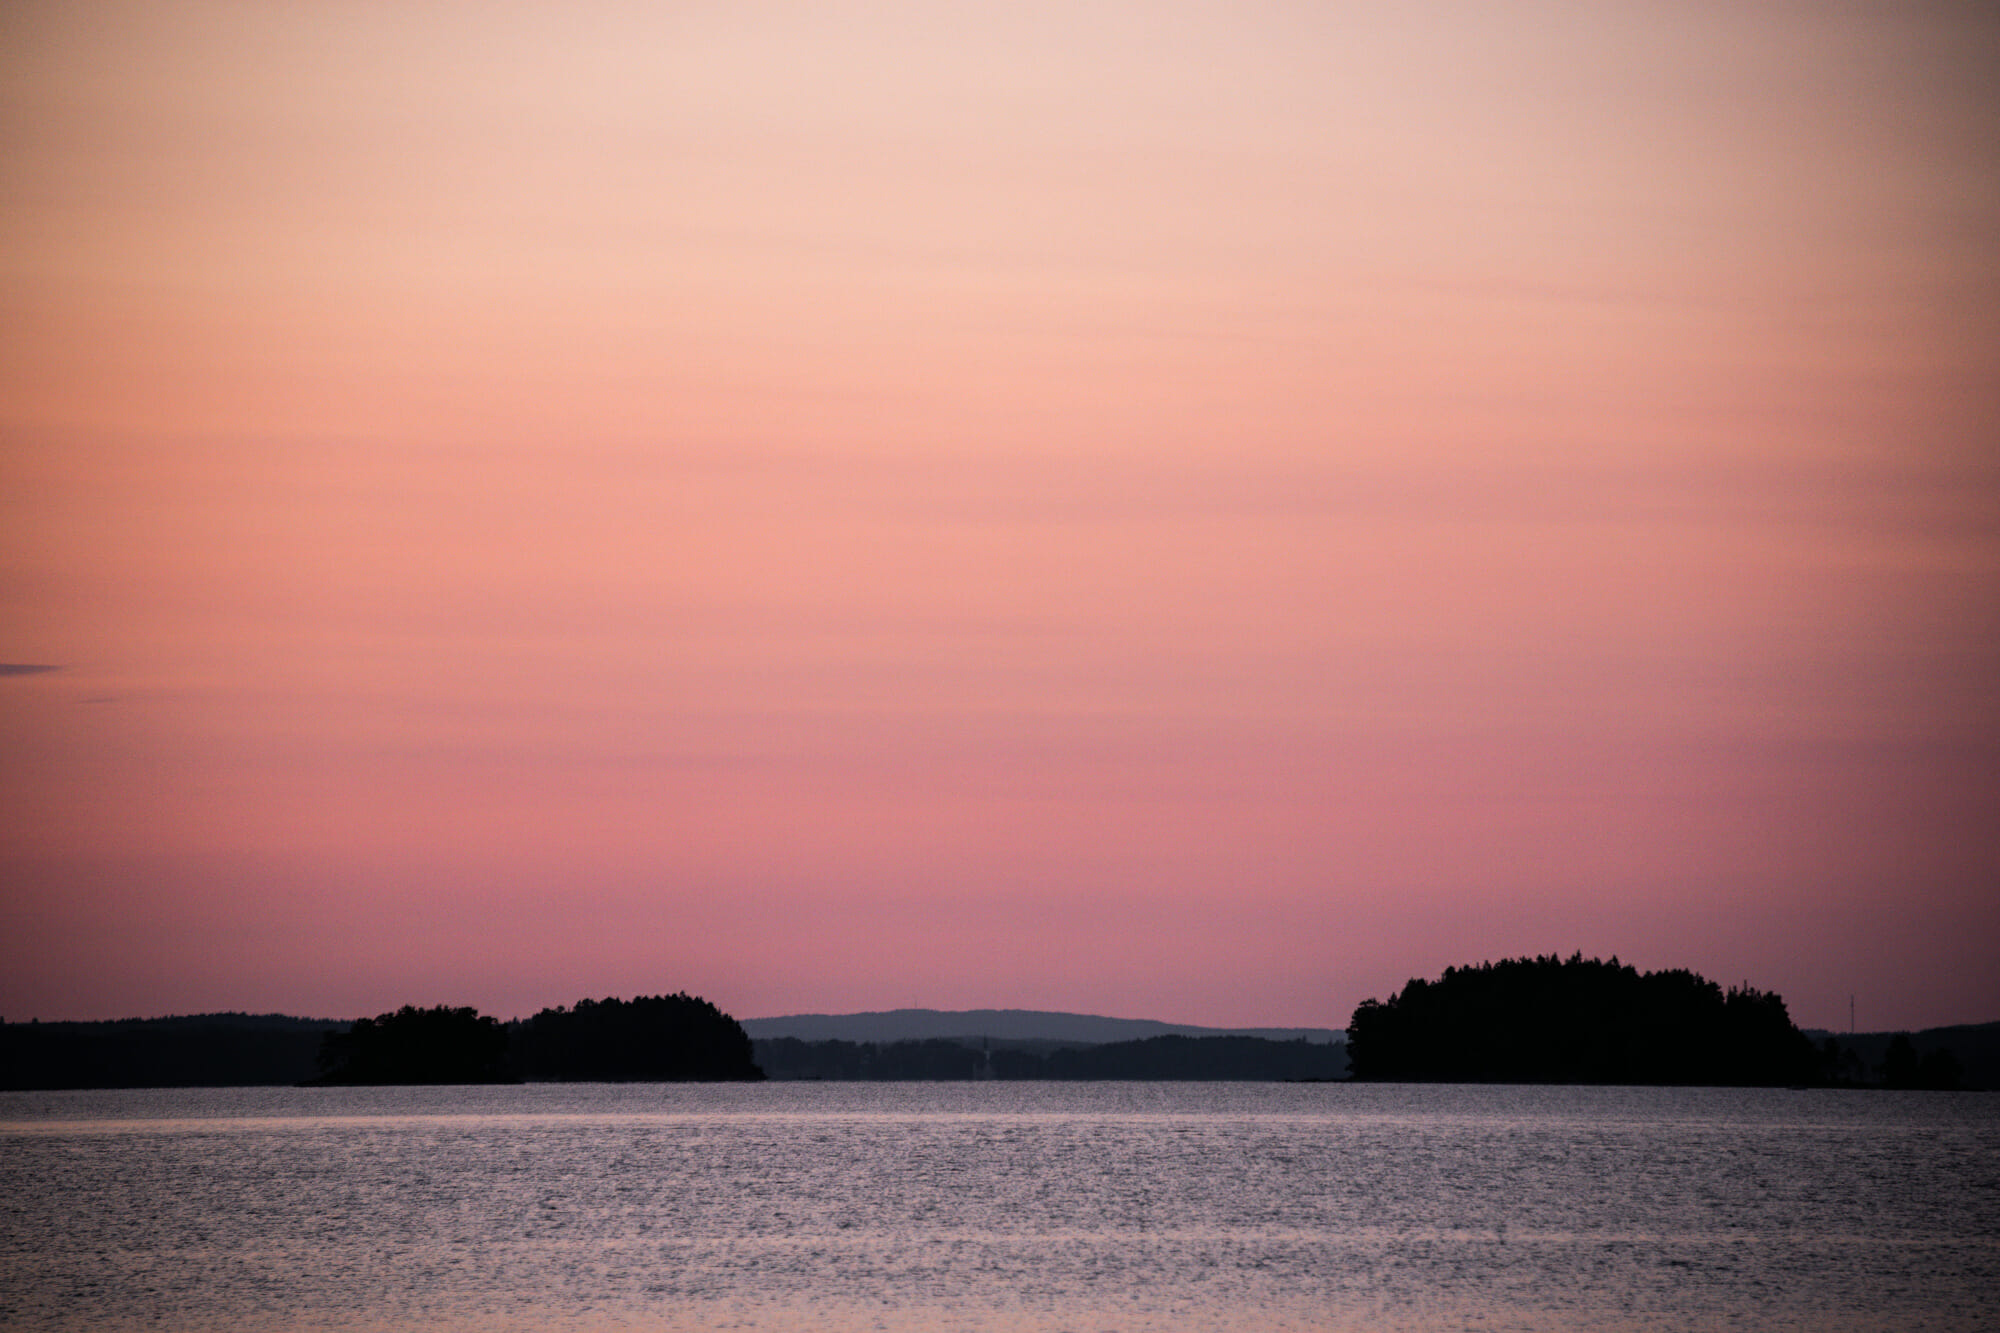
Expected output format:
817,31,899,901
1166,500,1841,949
515,993,762,1081
313,1005,515,1084
1877,1032,1947,1089
1915,1046,1962,1090
1347,954,1818,1085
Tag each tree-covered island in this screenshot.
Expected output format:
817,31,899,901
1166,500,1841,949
308,992,762,1084
512,993,762,1082
1347,954,1821,1085
309,1004,518,1084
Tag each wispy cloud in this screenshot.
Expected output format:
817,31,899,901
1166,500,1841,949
0,664,62,677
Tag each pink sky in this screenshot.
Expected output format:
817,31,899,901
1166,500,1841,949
3,2,1996,1031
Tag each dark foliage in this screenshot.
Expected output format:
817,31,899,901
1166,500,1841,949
3,994,764,1088
516,993,762,1081
753,1037,985,1080
1805,1024,1989,1089
1816,1035,1870,1086
0,1013,342,1089
1031,1034,1347,1080
1346,954,1819,1086
1915,1047,1964,1090
1875,1033,1963,1090
312,1005,516,1085
1881,1032,1921,1088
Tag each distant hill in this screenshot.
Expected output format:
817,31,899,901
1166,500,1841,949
741,1008,1346,1046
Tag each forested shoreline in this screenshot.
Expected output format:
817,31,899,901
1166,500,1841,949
0,997,763,1088
752,1033,1348,1081
3,971,1989,1088
0,1012,341,1088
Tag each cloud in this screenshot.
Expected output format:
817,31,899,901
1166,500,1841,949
0,664,62,676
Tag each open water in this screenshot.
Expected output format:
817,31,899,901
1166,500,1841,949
1,1082,1994,1332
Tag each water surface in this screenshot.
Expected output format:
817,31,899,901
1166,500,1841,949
3,1082,1993,1331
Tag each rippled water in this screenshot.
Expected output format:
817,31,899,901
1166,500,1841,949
2,1082,1994,1331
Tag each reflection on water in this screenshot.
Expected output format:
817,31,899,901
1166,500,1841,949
2,1083,1994,1331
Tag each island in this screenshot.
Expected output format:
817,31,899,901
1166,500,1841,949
307,993,763,1084
1346,954,1821,1085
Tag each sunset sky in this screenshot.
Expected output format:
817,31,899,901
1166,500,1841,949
4,2,1996,1032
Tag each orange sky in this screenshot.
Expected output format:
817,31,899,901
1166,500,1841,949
4,1,1996,1029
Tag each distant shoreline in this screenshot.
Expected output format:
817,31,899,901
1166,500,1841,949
4,1009,1995,1090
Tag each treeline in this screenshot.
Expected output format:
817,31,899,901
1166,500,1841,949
7,984,1986,1090
754,1033,1349,1081
0,1013,341,1089
0,1007,1344,1087
310,994,763,1084
1349,955,1825,1086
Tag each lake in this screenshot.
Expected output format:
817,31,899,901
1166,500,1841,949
2,1082,1994,1331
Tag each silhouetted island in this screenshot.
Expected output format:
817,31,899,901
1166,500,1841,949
307,993,763,1084
1346,954,1821,1085
310,1004,518,1084
515,993,763,1082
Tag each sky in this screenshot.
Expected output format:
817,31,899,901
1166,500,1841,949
3,1,1996,1032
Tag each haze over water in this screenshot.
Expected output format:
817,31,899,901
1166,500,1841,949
4,1083,1996,1333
